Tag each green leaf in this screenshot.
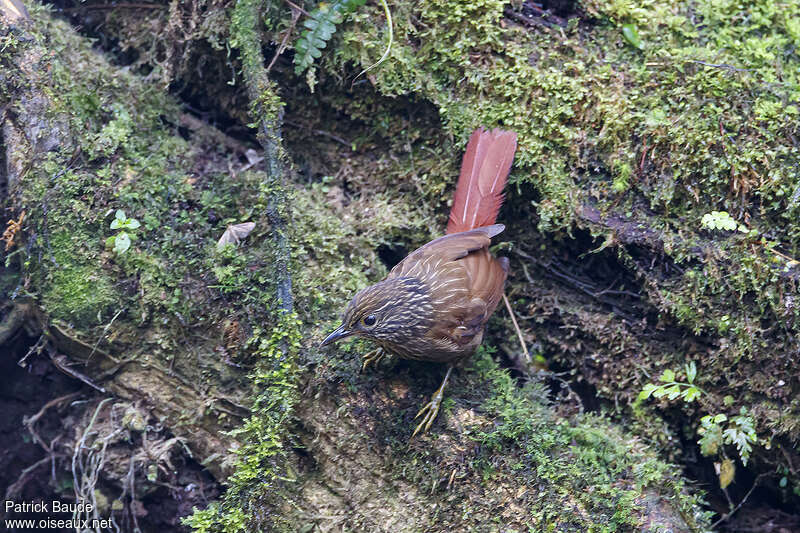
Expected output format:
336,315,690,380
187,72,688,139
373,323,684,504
115,209,126,220
293,0,369,75
659,368,675,382
701,210,738,231
699,423,722,456
723,395,734,406
123,218,140,230
684,386,701,402
622,24,644,50
113,231,131,254
665,384,682,400
685,361,697,384
637,383,658,401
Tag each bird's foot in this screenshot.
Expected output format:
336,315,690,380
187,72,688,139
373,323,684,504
361,347,385,372
412,394,443,438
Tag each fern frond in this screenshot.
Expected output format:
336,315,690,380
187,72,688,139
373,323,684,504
293,0,367,75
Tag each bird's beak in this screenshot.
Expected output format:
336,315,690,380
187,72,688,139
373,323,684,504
320,325,353,347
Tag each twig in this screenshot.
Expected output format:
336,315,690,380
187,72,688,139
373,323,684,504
281,0,308,17
17,333,44,367
353,0,393,83
502,293,530,362
50,352,107,393
24,392,82,431
711,473,765,529
267,7,300,73
88,308,122,363
284,120,352,147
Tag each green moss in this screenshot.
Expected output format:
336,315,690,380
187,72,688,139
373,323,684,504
41,233,117,324
461,348,709,530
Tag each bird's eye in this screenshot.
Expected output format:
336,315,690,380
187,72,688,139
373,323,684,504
362,314,377,327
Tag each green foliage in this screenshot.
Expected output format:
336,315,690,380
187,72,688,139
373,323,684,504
91,104,134,158
700,211,747,233
698,414,727,457
636,362,703,405
639,364,758,469
698,409,758,466
105,209,140,255
185,312,302,532
293,0,367,75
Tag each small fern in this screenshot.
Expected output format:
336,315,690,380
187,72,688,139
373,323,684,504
293,0,367,75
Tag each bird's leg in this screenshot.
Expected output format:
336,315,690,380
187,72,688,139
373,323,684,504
412,366,453,438
361,347,385,371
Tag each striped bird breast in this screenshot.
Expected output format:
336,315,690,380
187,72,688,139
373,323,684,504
366,271,486,363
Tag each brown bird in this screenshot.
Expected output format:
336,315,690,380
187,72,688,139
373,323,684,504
321,127,518,436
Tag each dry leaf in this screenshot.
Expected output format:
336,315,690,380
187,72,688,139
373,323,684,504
717,458,735,489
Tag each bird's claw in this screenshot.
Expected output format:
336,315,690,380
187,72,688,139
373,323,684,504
361,347,385,372
412,394,443,438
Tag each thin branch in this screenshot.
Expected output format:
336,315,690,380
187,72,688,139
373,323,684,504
24,392,82,430
711,473,766,529
281,0,308,17
267,7,301,73
5,456,55,500
502,293,530,363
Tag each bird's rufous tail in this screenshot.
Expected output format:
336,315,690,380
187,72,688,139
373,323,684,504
446,127,518,234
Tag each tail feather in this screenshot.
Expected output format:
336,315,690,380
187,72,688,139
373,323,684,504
446,127,517,234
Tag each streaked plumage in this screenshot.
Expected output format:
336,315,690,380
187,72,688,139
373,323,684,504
322,127,518,436
334,225,509,363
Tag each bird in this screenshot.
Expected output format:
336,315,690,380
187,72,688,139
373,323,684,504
321,127,518,437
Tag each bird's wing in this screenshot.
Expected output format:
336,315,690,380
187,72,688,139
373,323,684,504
387,224,504,279
389,226,508,348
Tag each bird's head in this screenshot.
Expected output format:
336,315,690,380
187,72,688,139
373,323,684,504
320,277,434,347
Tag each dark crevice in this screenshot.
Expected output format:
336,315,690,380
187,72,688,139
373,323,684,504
376,243,408,270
